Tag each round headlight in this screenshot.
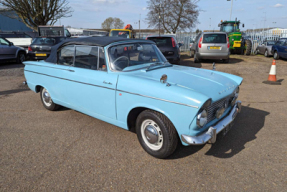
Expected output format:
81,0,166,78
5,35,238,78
196,109,208,128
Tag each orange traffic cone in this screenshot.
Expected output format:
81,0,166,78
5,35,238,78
263,60,281,85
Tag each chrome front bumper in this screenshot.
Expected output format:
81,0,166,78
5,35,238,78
181,101,242,145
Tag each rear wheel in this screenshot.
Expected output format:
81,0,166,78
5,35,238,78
244,40,252,55
136,110,178,159
40,87,60,111
194,52,200,63
273,51,279,60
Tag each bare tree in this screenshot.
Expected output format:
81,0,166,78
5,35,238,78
102,17,124,30
113,18,124,29
0,0,73,31
146,0,200,33
101,17,114,30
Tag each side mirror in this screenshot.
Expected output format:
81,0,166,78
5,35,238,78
178,43,183,47
9,42,13,46
242,24,245,28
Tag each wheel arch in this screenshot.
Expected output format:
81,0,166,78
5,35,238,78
126,106,177,136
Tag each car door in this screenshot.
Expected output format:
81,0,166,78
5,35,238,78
0,38,17,59
64,45,118,120
282,41,287,59
276,39,285,55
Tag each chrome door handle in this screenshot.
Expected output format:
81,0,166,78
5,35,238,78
103,81,112,85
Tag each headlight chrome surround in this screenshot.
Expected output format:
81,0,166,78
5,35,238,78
231,87,240,106
196,99,211,128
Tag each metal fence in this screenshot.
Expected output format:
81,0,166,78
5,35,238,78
175,30,287,54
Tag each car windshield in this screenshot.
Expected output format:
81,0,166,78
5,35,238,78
110,30,130,38
202,34,226,43
108,43,168,72
32,37,66,45
147,37,173,47
220,23,239,33
267,41,276,46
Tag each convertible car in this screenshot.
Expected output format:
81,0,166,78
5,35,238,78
23,37,243,158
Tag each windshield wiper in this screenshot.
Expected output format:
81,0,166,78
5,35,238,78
146,61,169,71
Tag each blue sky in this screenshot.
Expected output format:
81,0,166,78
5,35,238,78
60,0,287,30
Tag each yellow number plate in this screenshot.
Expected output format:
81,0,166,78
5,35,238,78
209,47,220,50
233,41,241,48
35,53,47,56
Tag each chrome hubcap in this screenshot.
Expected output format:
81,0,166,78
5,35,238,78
144,125,158,144
141,119,163,150
42,88,52,107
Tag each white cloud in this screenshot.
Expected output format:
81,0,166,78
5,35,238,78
142,7,147,11
273,3,284,8
237,8,245,12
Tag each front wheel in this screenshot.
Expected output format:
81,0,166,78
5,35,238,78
244,40,252,55
136,110,178,159
273,51,279,60
40,87,60,111
264,50,269,57
17,52,25,64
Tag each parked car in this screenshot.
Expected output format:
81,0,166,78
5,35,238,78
0,37,26,63
146,35,182,65
255,40,276,57
189,38,195,57
272,38,287,60
23,37,242,158
190,32,230,63
0,32,32,49
28,37,67,60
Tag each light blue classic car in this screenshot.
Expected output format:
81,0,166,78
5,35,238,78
23,37,242,158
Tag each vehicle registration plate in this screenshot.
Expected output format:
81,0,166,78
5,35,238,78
35,53,47,56
209,46,220,50
222,122,234,136
233,41,241,48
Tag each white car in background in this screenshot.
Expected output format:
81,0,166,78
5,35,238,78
0,32,32,50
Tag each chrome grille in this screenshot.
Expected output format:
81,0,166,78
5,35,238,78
206,95,233,123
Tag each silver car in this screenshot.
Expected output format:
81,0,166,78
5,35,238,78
255,40,276,57
190,32,230,63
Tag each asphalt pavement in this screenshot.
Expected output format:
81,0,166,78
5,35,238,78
0,55,286,191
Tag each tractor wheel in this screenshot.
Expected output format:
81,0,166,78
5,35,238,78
244,40,252,55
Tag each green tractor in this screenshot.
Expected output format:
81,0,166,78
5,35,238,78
219,19,252,55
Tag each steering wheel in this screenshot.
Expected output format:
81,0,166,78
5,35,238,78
112,56,130,71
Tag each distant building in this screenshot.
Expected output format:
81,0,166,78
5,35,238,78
0,10,33,32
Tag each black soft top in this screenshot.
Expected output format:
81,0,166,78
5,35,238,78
45,36,153,63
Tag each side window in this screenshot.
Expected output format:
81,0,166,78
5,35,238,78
98,48,107,71
58,45,75,66
75,46,98,70
0,38,9,45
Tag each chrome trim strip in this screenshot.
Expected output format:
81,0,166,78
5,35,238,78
24,70,115,90
181,101,241,145
24,63,73,71
25,70,199,108
117,89,199,108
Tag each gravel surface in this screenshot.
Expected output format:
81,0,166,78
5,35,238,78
0,56,286,191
